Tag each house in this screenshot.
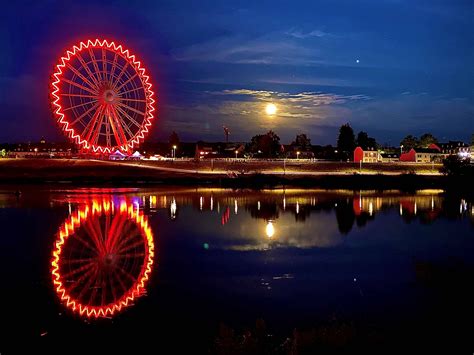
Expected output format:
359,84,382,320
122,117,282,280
353,147,380,163
380,153,399,162
431,141,471,160
400,148,443,163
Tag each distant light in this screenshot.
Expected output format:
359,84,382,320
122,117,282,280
356,59,360,63
265,221,275,238
265,103,277,115
203,243,209,250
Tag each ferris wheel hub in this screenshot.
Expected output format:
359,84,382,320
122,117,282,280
103,89,116,103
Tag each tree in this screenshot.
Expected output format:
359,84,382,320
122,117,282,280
419,133,438,147
337,123,355,158
169,131,180,147
356,131,377,150
249,130,281,157
292,134,311,150
400,135,419,151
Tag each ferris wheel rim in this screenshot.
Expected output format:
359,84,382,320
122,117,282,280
50,39,156,154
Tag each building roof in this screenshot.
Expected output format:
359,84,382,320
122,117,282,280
414,148,442,154
380,153,399,158
438,141,468,148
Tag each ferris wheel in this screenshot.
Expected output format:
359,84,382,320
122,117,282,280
51,199,155,318
50,39,155,153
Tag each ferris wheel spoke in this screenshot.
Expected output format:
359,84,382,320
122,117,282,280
74,232,100,253
62,78,99,96
61,260,95,280
106,106,127,147
88,274,100,305
84,105,105,144
82,105,103,142
61,93,98,99
76,265,99,301
70,102,100,126
115,73,138,92
101,271,108,306
111,105,135,140
116,239,146,255
117,86,144,97
65,63,99,91
119,97,147,103
117,102,146,120
117,253,145,259
112,268,129,293
76,53,101,87
88,48,103,83
113,230,139,254
105,205,128,251
101,48,108,83
63,99,97,112
111,61,129,91
115,105,143,129
113,263,138,283
62,257,96,265
110,52,119,84
109,272,118,302
83,218,105,255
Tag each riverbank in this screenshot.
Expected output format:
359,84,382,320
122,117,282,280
0,158,467,191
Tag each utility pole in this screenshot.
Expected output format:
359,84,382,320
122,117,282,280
223,126,230,143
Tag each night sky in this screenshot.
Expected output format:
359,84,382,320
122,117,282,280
1,0,472,145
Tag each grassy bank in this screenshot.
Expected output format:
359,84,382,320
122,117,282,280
0,158,463,191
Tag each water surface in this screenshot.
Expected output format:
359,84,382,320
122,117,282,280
1,187,473,352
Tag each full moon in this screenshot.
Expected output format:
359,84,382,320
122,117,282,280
265,103,277,115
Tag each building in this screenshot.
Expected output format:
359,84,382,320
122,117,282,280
436,141,470,156
380,153,399,162
400,148,443,163
5,140,76,158
353,147,380,163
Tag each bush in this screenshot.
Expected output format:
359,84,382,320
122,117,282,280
441,155,473,176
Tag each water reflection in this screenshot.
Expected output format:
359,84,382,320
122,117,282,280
51,199,155,318
44,188,473,252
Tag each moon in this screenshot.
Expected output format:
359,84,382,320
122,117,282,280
265,103,277,115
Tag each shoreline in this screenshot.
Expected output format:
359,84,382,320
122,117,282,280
0,158,470,193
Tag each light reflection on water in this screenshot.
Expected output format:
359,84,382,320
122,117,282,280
0,187,473,350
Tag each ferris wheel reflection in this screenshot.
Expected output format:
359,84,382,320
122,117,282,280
51,199,155,319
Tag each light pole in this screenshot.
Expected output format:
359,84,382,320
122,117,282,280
400,144,403,155
296,151,300,160
235,150,238,159
172,145,177,159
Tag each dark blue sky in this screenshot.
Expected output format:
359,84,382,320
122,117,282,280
0,0,472,145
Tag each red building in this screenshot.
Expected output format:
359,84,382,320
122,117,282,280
353,146,379,163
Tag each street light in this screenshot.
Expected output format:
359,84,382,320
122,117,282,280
235,150,238,159
172,145,177,158
400,144,403,155
296,151,300,160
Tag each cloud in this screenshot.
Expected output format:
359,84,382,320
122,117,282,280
216,89,371,106
171,32,324,65
285,28,332,39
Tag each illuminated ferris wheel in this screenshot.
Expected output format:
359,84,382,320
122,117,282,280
50,39,155,153
51,199,155,318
